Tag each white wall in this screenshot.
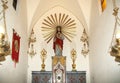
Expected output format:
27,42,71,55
89,0,120,83
77,0,91,29
0,0,28,83
26,0,40,32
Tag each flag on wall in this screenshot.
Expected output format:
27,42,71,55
98,0,107,13
12,29,21,66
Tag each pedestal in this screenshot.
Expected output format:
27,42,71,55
52,56,66,83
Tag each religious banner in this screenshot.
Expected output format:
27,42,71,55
12,29,21,66
98,0,107,14
13,0,18,10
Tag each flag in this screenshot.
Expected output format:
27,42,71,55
101,0,107,12
13,0,17,10
98,0,107,14
12,29,20,66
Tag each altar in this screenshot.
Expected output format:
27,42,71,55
31,15,87,83
32,55,86,83
32,71,86,83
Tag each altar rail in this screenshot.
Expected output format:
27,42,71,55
32,71,86,83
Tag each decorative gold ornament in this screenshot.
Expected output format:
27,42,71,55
52,56,66,66
110,0,120,63
28,29,36,47
80,29,89,57
0,0,10,62
40,48,47,71
41,13,76,43
71,49,77,71
27,29,36,57
27,44,36,58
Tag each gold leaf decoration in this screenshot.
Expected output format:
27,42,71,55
41,13,76,43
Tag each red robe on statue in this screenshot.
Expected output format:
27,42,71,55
53,32,64,56
53,37,63,50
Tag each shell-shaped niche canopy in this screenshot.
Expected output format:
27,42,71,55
41,13,76,43
34,6,86,46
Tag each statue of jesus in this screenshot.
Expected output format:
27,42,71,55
53,26,64,56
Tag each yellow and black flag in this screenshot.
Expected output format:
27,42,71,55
98,0,107,13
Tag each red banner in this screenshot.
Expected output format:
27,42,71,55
12,29,20,65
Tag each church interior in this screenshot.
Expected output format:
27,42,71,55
0,0,120,83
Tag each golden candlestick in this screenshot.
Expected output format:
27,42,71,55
40,48,47,71
71,49,77,71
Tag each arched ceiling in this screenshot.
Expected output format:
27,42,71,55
27,0,91,36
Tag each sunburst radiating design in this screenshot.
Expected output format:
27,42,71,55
41,13,76,43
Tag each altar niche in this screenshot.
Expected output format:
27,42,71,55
52,56,66,83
